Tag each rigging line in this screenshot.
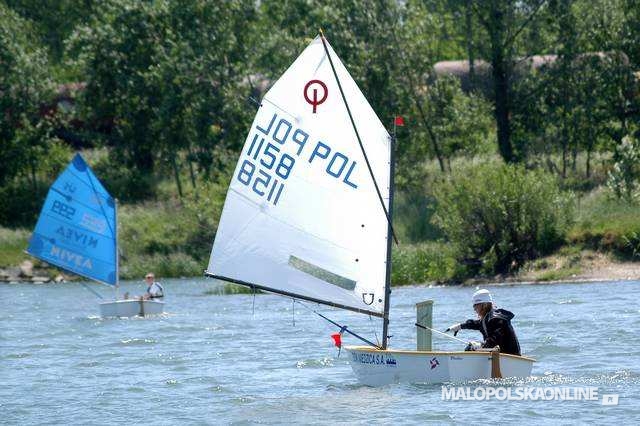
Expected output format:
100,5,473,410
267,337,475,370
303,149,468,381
368,314,381,347
297,301,381,348
244,93,299,122
415,322,470,345
81,281,104,300
251,285,256,316
318,29,399,245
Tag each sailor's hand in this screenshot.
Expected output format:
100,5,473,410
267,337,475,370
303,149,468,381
444,323,462,336
465,341,482,351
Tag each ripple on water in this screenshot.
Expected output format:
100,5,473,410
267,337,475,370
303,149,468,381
556,299,583,305
531,343,580,355
296,357,334,369
76,361,100,368
114,338,158,346
4,352,31,359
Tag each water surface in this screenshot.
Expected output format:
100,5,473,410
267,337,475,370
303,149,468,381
1,279,638,424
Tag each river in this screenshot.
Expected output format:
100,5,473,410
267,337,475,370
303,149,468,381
1,279,638,424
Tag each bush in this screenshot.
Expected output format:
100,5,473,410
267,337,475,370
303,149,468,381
92,156,158,202
116,180,226,278
0,140,72,227
391,243,460,285
432,162,574,274
119,252,201,280
0,181,48,227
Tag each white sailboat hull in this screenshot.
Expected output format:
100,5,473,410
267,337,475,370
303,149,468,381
345,346,534,386
99,299,165,318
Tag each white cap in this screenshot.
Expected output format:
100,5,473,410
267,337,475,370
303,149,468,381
472,289,492,305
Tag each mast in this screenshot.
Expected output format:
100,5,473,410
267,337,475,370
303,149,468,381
381,121,397,350
115,198,120,299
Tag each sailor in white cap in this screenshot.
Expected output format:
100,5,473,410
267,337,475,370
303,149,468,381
445,289,521,355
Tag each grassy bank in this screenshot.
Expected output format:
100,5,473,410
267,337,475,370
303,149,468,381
0,228,30,268
569,188,640,259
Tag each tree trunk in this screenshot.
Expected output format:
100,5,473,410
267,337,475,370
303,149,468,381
561,109,568,179
30,160,37,194
489,3,514,163
493,59,513,162
171,155,183,199
187,146,197,191
465,1,476,90
416,100,447,173
586,144,592,179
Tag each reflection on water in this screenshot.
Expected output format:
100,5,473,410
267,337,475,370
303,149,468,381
1,279,639,423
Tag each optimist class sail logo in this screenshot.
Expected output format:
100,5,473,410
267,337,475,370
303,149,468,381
304,79,328,113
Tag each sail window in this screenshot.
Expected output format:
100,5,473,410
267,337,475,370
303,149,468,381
288,255,356,291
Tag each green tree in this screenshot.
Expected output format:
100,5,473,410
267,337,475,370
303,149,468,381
0,4,60,187
471,0,550,163
5,0,97,65
67,0,259,199
0,4,73,226
423,75,495,169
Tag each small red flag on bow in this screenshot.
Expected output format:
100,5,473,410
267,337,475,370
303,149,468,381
394,116,405,126
331,333,342,348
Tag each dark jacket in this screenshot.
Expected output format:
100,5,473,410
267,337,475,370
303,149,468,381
461,308,521,356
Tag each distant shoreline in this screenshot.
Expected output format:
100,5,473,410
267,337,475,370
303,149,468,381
3,250,639,286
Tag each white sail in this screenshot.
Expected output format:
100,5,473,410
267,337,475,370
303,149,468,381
206,36,391,316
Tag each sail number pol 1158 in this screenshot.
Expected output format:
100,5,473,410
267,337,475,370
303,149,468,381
236,111,359,205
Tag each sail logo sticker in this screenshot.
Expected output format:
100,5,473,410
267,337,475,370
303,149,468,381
80,213,107,234
430,357,440,370
303,79,328,113
351,352,397,367
362,293,375,305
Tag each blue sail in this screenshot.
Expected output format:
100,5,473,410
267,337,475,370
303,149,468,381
27,154,117,286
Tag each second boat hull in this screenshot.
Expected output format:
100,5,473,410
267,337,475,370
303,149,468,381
99,299,164,318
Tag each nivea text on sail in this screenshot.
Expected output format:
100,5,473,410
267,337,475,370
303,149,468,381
49,245,94,270
55,226,99,248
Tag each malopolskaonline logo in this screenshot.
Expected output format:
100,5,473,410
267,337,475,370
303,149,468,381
441,386,619,404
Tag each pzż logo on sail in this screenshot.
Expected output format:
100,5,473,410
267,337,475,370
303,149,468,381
351,352,397,367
